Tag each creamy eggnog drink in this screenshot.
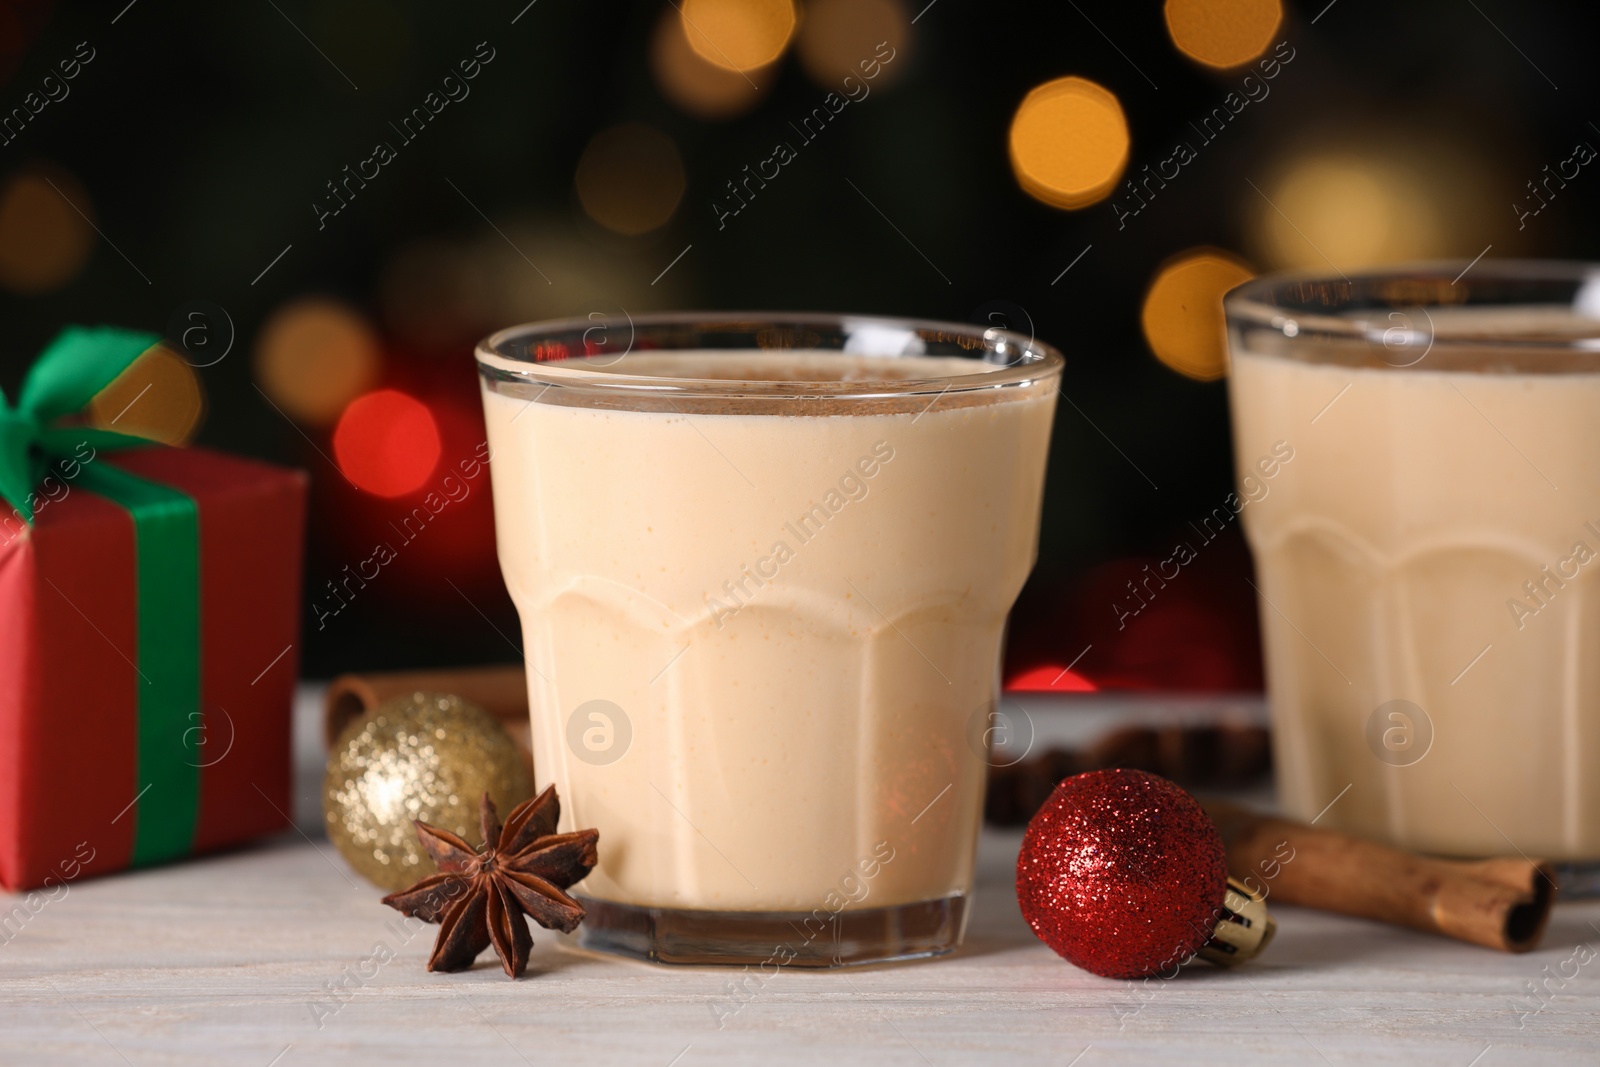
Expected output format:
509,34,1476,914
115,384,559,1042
1227,265,1600,870
477,315,1060,964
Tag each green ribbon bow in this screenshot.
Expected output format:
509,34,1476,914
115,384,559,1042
3,326,202,866
0,325,165,521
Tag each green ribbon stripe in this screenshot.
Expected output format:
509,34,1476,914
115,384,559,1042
78,461,202,866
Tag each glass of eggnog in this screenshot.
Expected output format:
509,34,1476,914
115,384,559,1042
1226,263,1600,886
476,313,1061,965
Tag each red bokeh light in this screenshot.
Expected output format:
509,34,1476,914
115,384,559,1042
332,389,441,497
1006,665,1098,693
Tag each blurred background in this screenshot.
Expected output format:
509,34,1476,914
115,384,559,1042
0,0,1591,684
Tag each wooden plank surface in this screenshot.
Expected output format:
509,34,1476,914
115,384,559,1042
1,689,1595,1065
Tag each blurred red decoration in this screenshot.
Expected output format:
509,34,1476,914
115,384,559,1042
0,1,52,88
1076,556,1261,692
1006,665,1098,693
332,389,441,498
1102,598,1246,691
1006,543,1265,694
312,358,506,625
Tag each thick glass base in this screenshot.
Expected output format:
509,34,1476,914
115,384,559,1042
1554,860,1600,899
572,894,967,967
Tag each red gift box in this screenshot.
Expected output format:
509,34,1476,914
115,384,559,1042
0,446,307,891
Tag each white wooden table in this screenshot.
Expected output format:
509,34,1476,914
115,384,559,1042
2,688,1596,1065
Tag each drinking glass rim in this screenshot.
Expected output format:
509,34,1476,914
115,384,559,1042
474,310,1064,400
1224,259,1600,351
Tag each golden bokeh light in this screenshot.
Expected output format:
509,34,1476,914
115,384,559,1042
1252,153,1445,272
797,0,910,88
87,344,205,445
0,168,95,295
254,297,383,426
1141,249,1254,381
650,5,775,120
1009,77,1129,210
680,0,796,73
574,123,687,236
1165,0,1282,69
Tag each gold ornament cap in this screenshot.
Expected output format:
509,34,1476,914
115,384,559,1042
1197,877,1276,966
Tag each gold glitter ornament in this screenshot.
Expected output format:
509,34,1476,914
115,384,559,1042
323,691,534,891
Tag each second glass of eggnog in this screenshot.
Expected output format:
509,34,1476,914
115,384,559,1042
1227,263,1600,886
477,313,1061,964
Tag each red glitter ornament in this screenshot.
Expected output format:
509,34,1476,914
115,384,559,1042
1015,768,1231,979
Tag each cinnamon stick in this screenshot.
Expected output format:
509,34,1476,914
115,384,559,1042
1205,801,1555,953
324,666,532,774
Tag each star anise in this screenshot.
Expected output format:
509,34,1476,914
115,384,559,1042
380,786,599,977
